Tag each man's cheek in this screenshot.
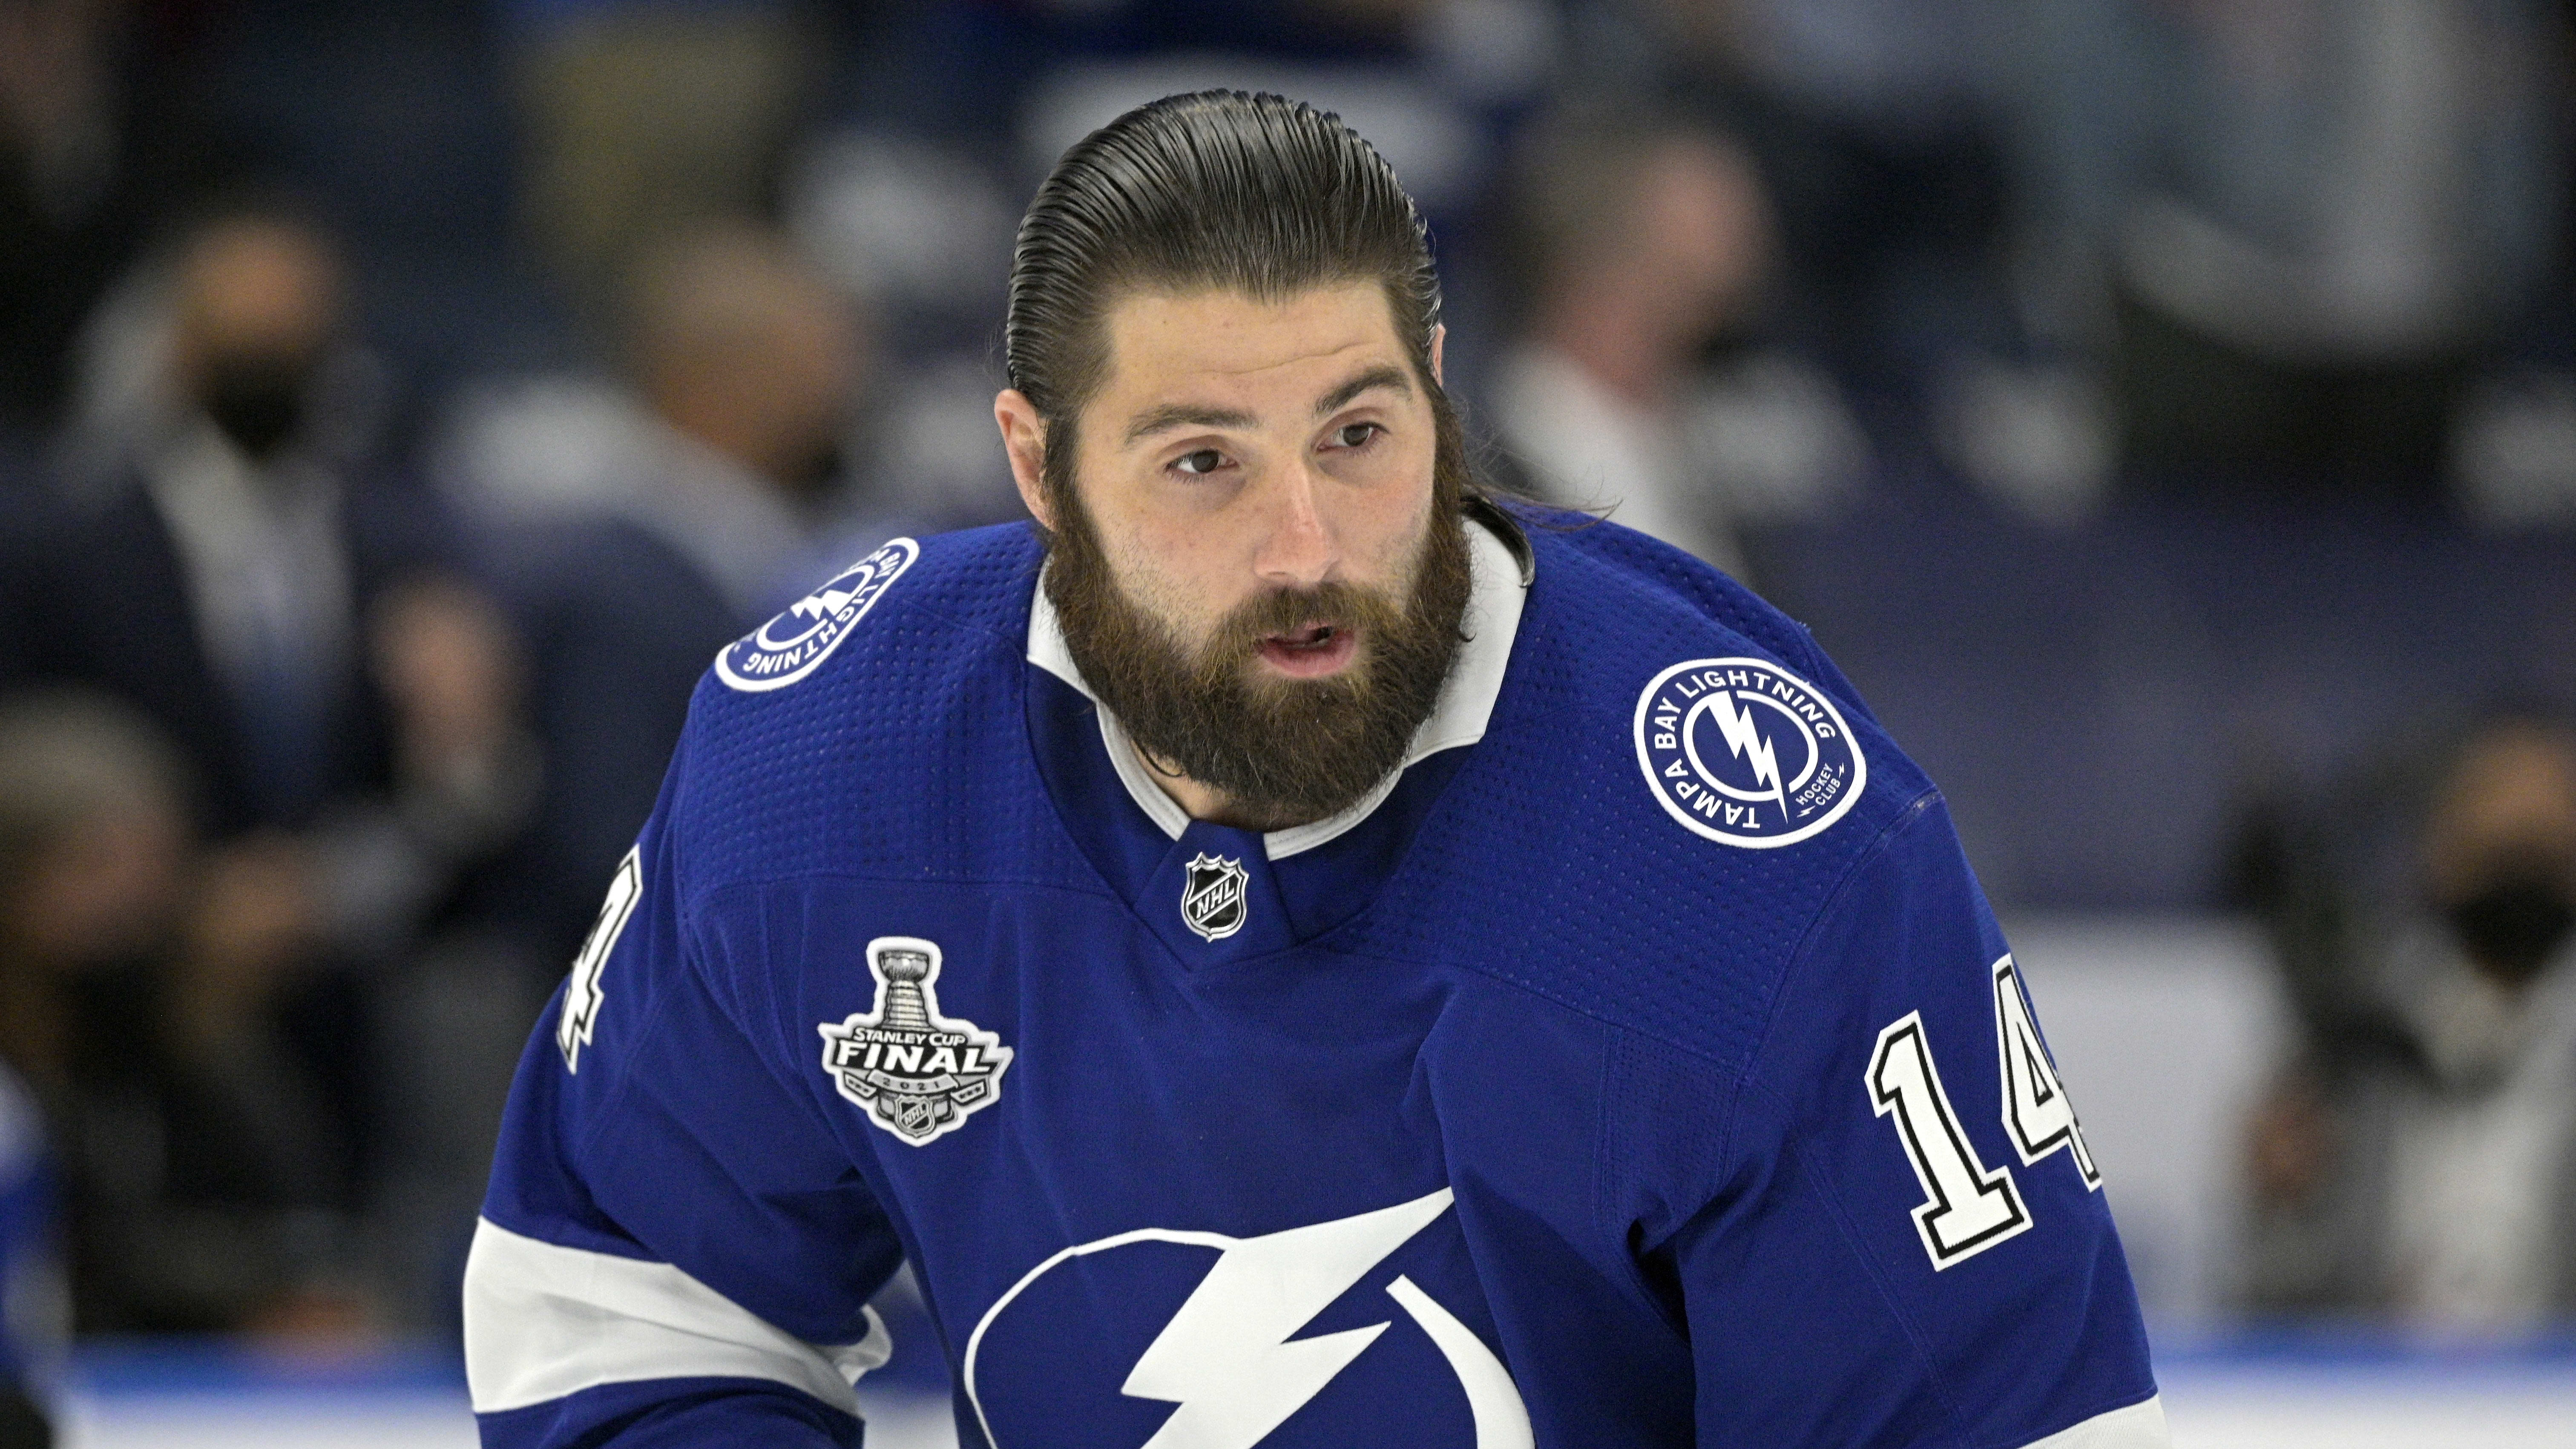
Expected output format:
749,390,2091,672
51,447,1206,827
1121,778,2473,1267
1102,551,1202,641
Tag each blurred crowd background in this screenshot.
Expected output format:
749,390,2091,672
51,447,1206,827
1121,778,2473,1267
3,0,2576,1434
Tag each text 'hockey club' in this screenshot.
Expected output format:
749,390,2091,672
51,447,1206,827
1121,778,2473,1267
1632,657,1865,848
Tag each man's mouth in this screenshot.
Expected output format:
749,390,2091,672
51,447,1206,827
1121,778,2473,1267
1254,621,1359,678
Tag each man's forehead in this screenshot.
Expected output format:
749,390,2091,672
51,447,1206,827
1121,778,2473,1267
1094,282,1412,420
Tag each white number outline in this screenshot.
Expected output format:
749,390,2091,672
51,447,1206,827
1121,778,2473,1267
558,846,643,1072
1867,1012,2031,1268
1992,955,2101,1190
1868,957,2107,1268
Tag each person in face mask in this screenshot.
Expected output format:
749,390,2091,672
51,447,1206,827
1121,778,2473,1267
0,690,368,1342
34,202,515,850
16,205,534,1338
172,215,340,468
2370,719,2576,1331
2242,712,2576,1331
131,211,365,831
2426,726,2576,995
196,347,319,465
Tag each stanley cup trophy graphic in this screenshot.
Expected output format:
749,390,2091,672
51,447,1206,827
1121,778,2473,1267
817,936,1014,1145
877,947,935,1030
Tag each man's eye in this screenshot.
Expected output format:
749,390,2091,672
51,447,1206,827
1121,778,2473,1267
1331,423,1380,450
1172,449,1225,476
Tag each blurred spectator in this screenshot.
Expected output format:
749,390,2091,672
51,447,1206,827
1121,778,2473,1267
1492,111,1862,576
14,205,532,1320
26,202,527,893
1607,0,2021,379
361,226,886,1329
2094,0,2565,497
509,0,822,331
0,691,365,1339
0,0,141,455
0,0,267,457
991,0,1554,216
781,129,1027,531
1598,0,2158,522
2241,712,2576,1330
847,0,1555,384
454,223,880,971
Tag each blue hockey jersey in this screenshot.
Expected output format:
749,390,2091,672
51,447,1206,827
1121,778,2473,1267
465,508,2165,1449
0,1061,59,1420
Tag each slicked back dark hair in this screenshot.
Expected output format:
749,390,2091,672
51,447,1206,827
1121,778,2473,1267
1006,90,1443,442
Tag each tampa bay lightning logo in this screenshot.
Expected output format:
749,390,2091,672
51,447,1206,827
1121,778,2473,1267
962,1189,1531,1449
1633,657,1865,848
716,537,919,692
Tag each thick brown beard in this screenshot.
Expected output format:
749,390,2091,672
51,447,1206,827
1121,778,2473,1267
1041,406,1475,831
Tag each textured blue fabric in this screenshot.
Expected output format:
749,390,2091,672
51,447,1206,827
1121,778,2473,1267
478,1376,862,1449
0,1070,50,1395
478,515,2156,1448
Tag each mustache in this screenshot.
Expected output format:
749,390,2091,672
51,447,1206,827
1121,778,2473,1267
1201,581,1406,667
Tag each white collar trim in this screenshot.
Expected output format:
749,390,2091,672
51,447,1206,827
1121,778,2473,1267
1027,516,1527,861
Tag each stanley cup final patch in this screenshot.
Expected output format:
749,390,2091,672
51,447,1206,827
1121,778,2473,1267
1634,657,1866,848
819,937,1013,1145
1180,853,1250,942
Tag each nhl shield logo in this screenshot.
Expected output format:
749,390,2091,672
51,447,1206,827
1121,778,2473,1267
817,937,1012,1146
1179,853,1250,942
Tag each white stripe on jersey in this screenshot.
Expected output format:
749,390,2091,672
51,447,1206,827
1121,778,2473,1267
463,1216,888,1415
2019,1395,2171,1449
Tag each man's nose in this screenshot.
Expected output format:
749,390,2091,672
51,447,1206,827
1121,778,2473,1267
1251,459,1337,586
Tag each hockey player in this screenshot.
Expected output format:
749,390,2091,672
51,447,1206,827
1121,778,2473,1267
465,92,2165,1448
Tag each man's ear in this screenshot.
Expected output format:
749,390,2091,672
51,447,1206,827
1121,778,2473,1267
1429,324,1446,388
994,388,1053,530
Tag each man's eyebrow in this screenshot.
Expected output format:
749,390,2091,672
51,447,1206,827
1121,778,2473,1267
1313,364,1412,419
1118,364,1412,445
1122,403,1257,446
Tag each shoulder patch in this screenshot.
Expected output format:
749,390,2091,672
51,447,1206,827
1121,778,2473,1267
1633,657,1866,848
819,937,1013,1145
716,537,920,692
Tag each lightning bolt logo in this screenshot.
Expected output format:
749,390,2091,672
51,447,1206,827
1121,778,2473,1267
1634,657,1868,848
1120,1190,1451,1448
791,585,857,622
1709,692,1788,817
716,537,917,693
964,1187,1532,1449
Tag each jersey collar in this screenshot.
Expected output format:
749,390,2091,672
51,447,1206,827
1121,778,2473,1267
1026,510,1528,861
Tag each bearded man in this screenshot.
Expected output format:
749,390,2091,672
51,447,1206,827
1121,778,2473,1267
463,92,2165,1449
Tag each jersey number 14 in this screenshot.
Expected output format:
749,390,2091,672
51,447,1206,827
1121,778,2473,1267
1867,955,2100,1269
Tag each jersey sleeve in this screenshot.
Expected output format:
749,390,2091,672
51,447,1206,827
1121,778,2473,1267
464,746,908,1449
0,1063,60,1443
1665,791,2166,1449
